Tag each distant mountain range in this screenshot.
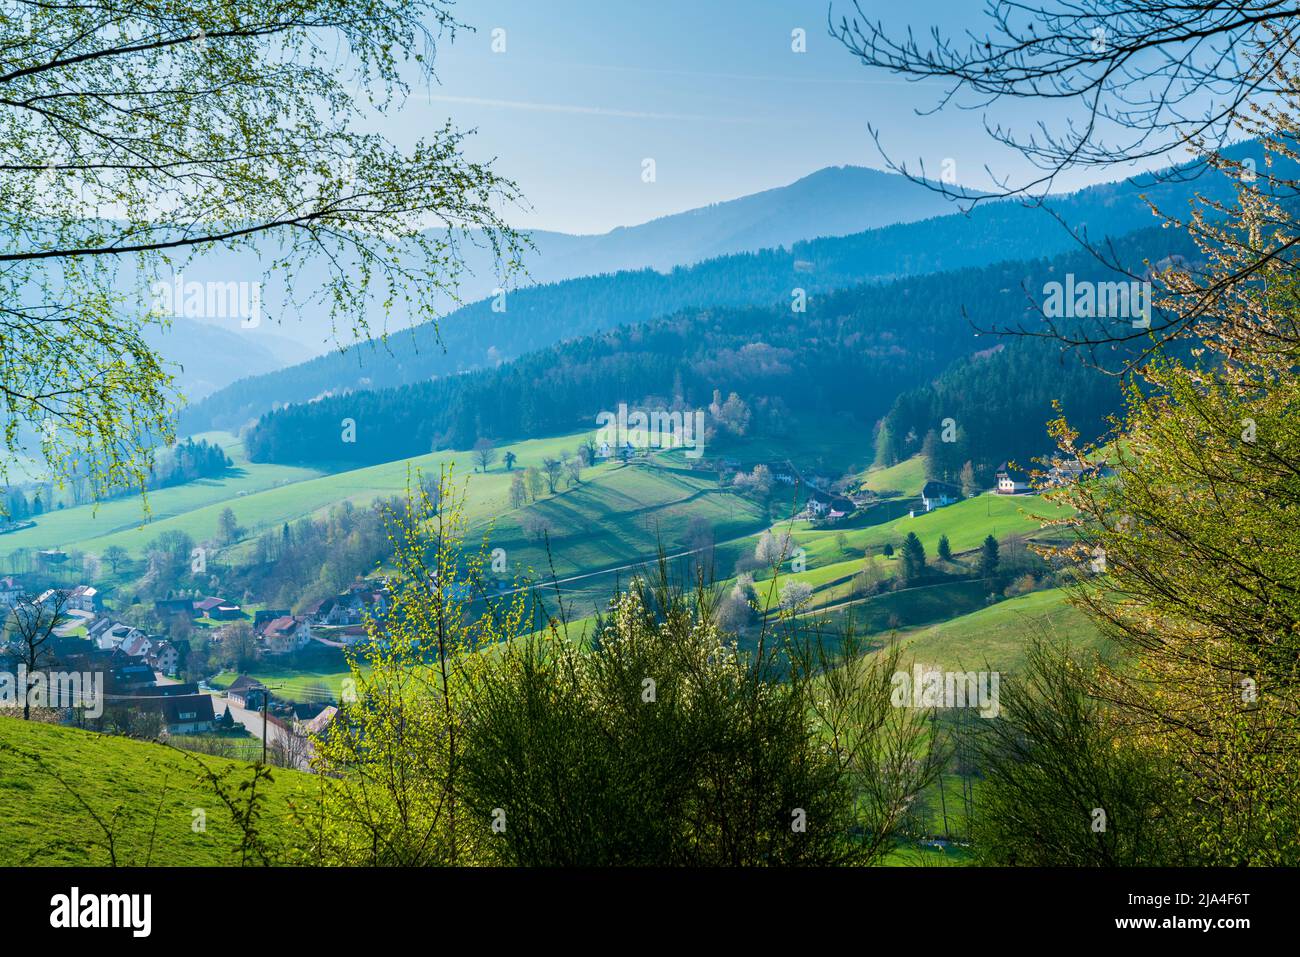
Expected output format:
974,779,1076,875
176,140,1286,436
144,164,970,374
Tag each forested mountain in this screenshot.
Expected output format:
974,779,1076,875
183,141,1275,436
876,338,1123,484
243,223,1195,469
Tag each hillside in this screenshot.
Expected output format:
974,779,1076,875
0,720,311,866
241,221,1183,469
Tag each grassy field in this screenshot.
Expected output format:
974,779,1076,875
860,456,928,497
892,586,1106,674
0,719,311,865
1,431,598,561
0,432,322,557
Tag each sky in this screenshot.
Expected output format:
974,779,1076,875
366,0,1158,235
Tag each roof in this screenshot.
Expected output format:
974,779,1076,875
120,634,152,658
262,616,298,637
226,674,267,694
304,706,339,736
138,694,214,725
922,480,962,498
193,597,225,612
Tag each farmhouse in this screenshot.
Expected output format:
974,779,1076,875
921,480,962,513
995,464,1031,495
259,615,313,655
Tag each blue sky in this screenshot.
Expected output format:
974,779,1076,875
371,1,1159,234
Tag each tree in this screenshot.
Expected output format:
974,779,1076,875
473,438,498,473
217,507,243,546
520,513,552,542
503,451,517,471
306,470,529,865
937,534,952,562
978,535,1000,580
778,580,814,613
456,572,940,866
0,1,524,504
4,591,69,719
508,472,527,509
217,623,258,672
524,467,543,503
882,542,894,558
755,529,794,567
960,461,979,498
541,457,562,494
101,545,129,575
900,532,926,584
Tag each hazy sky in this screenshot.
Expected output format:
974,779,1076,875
370,1,1160,235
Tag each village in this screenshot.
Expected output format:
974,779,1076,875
0,575,392,768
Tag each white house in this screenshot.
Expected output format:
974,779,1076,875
995,465,1031,495
67,584,102,613
921,481,962,512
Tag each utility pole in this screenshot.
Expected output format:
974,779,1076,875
260,682,283,765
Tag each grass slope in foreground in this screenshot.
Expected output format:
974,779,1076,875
0,719,311,865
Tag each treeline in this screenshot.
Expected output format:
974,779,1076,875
2,438,231,519
244,224,1196,470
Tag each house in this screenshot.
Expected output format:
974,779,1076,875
148,640,184,676
325,602,361,626
119,633,153,659
89,620,147,652
921,480,962,513
104,652,156,693
827,509,847,522
260,616,312,655
67,585,102,613
226,674,269,709
301,596,337,624
302,705,339,740
192,596,226,617
137,693,215,734
807,499,830,516
211,603,244,621
331,624,369,647
0,576,21,608
1045,462,1117,486
995,464,1031,495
